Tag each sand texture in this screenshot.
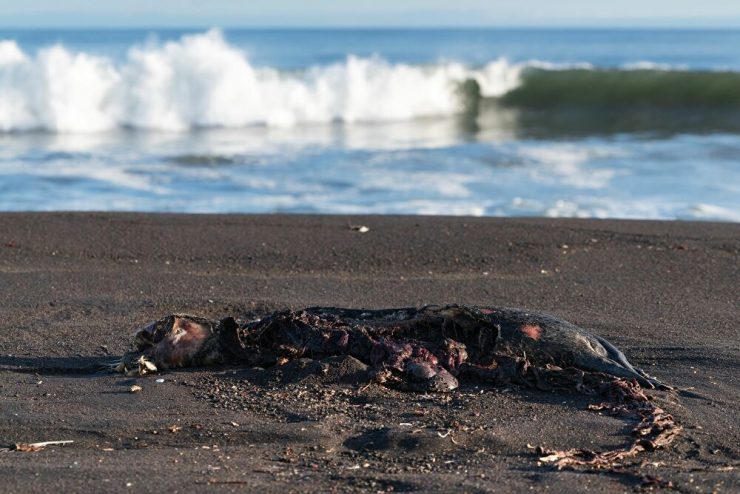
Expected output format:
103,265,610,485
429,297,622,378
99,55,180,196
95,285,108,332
0,213,738,492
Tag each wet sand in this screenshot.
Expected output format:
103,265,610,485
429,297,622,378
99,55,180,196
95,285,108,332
0,213,737,493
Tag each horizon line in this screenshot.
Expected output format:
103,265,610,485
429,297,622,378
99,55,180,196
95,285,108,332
2,24,740,30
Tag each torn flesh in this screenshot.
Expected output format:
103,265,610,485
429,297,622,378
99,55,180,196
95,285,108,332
116,305,667,390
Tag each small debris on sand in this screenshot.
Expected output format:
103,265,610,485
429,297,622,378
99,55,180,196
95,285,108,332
10,440,74,452
129,385,142,393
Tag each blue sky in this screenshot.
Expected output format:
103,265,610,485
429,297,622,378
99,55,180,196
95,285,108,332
1,0,738,28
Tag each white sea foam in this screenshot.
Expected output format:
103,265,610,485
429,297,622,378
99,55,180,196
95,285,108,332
520,145,620,189
622,61,690,71
688,203,740,222
358,170,473,198
0,29,531,133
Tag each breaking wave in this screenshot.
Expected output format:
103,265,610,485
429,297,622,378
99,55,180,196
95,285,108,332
1,29,740,133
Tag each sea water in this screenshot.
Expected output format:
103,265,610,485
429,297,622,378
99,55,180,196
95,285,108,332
0,28,738,220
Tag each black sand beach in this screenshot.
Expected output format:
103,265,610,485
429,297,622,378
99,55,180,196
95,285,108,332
0,213,737,492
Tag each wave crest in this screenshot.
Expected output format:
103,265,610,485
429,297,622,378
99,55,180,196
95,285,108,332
0,29,523,132
2,29,740,133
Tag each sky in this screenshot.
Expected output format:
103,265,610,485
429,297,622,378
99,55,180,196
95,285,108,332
0,0,738,28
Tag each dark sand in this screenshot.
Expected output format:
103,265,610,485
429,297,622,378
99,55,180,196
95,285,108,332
0,213,737,493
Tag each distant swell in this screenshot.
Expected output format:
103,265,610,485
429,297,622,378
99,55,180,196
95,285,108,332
1,29,740,133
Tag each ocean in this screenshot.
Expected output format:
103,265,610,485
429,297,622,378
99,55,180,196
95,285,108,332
0,28,738,220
